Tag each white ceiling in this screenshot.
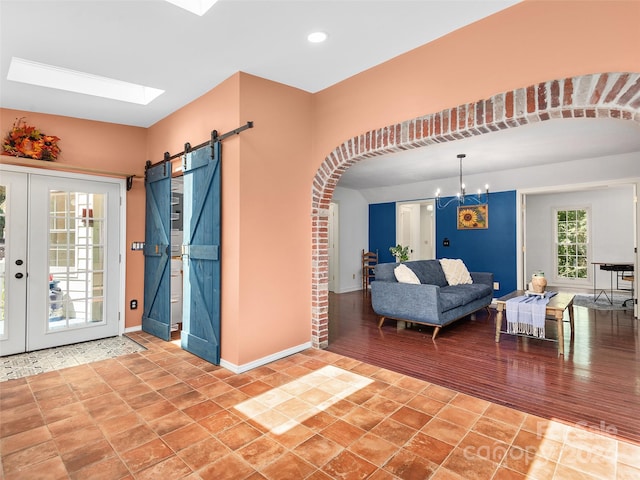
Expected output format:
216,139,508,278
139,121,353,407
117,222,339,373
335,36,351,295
0,0,521,128
1,0,638,190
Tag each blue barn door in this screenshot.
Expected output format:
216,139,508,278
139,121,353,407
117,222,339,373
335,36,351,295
181,143,221,364
142,162,171,340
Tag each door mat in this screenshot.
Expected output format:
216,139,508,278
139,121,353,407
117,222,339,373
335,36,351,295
0,335,146,382
573,293,633,311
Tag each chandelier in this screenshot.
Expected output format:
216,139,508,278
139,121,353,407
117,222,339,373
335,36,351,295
435,154,489,209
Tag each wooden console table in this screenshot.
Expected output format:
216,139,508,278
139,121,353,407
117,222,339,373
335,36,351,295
495,291,575,355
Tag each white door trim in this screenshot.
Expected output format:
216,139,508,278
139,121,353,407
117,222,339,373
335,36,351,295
1,164,126,342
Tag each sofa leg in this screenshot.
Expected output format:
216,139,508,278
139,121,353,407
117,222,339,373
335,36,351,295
432,326,441,340
377,316,386,328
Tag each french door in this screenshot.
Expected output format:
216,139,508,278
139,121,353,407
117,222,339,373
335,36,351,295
0,169,122,356
0,171,28,355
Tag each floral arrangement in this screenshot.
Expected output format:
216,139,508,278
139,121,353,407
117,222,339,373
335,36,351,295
2,118,61,161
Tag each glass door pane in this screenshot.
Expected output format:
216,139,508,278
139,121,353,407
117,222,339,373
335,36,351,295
48,190,107,331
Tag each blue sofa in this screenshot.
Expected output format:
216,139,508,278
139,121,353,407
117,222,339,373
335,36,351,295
371,260,493,339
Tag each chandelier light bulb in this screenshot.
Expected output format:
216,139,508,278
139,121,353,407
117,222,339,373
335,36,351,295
308,31,328,43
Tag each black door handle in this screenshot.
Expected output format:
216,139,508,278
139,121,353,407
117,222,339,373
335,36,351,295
15,272,24,279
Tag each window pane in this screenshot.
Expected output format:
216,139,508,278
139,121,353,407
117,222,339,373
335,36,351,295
558,224,567,241
555,207,589,281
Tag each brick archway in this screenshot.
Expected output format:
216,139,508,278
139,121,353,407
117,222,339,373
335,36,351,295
311,72,640,348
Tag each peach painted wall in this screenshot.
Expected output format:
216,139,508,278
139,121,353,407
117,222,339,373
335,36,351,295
0,108,147,329
146,73,313,366
312,0,640,164
235,73,313,365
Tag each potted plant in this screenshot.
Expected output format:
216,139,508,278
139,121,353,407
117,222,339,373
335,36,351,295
389,244,409,263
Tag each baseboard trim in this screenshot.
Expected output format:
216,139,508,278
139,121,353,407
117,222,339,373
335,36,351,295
124,325,142,333
220,341,313,374
333,286,365,294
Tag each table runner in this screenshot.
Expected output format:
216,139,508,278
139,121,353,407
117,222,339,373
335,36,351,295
505,292,557,338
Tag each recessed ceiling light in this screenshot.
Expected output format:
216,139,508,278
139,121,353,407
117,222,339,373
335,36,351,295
165,0,218,16
307,31,328,43
7,57,164,105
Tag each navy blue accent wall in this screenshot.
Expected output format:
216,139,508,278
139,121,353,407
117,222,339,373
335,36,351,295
368,192,517,296
435,191,517,296
368,202,396,263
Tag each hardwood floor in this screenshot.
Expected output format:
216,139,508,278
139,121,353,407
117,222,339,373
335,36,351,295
327,291,640,445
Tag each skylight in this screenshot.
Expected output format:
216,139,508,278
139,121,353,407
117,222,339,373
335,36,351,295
164,0,218,16
7,57,164,105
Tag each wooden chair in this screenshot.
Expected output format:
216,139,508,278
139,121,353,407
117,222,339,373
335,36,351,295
362,249,378,292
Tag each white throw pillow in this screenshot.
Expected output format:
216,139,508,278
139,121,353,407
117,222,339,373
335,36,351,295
394,264,420,284
439,259,473,285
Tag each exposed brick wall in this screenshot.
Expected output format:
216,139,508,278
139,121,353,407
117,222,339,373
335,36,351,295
311,72,640,349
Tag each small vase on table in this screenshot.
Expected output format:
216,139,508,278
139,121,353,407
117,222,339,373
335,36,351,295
531,272,547,294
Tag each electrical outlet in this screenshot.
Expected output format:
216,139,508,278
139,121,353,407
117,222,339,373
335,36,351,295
352,274,356,279
493,282,500,290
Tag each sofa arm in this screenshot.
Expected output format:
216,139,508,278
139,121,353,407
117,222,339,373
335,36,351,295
371,281,442,323
470,272,494,287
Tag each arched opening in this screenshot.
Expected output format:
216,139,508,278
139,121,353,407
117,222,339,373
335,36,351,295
310,72,640,348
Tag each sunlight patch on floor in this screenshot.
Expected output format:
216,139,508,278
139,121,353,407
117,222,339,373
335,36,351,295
234,365,373,434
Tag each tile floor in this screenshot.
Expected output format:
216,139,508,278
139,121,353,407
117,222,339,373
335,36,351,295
1,331,639,479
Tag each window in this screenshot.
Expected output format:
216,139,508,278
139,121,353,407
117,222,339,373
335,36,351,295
555,207,590,281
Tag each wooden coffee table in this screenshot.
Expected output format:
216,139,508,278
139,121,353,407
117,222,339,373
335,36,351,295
494,290,575,355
